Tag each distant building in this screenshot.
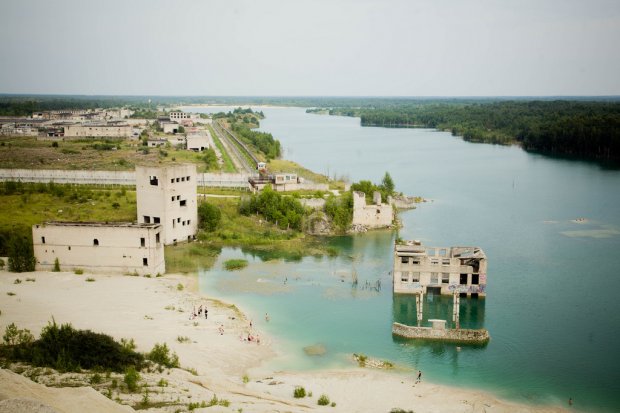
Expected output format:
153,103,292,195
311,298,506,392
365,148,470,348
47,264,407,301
169,112,191,121
352,191,393,229
136,164,198,245
393,241,487,297
32,222,165,275
249,173,301,192
147,138,168,148
161,122,179,134
186,134,209,152
63,122,132,138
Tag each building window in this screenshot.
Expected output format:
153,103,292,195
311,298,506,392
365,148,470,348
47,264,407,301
180,200,186,207
400,272,408,282
156,233,160,244
412,272,420,282
149,175,158,186
143,215,151,224
143,258,148,266
171,178,174,184
41,236,46,244
442,273,450,284
181,177,185,181
176,178,180,182
177,218,181,223
412,260,420,265
186,176,190,181
460,273,468,284
68,246,71,251
171,196,175,202
93,239,99,246
442,259,450,265
187,220,191,225
401,256,409,264
472,274,480,285
431,272,439,284
439,249,447,256
431,259,439,265
172,219,176,228
140,237,145,247
154,217,160,223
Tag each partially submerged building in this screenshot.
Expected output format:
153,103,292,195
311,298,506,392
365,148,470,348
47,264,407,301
32,222,165,275
136,164,197,245
352,191,393,229
393,241,487,297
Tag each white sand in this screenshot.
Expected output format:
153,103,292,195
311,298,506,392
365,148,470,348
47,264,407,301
0,270,568,412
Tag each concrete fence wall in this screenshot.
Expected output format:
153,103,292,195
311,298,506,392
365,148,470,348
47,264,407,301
0,169,252,188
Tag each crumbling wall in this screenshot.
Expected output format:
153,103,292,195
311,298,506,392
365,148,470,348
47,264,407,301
352,191,393,228
392,322,490,343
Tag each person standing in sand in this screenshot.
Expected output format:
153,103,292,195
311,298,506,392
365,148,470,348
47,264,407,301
416,370,422,383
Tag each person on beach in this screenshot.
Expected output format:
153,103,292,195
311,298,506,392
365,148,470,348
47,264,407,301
568,397,573,406
265,312,270,322
416,370,422,383
205,308,208,320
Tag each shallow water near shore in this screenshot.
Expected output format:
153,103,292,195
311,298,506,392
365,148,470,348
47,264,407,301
191,105,620,412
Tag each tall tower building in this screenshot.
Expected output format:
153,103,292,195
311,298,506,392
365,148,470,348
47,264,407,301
136,164,197,245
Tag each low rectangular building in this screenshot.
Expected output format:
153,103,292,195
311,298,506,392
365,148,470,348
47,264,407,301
32,222,165,275
63,122,132,138
352,191,393,229
393,241,487,297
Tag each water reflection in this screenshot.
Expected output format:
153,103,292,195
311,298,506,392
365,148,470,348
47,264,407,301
392,293,486,329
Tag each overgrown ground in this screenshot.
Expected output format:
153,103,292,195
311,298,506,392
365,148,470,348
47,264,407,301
0,136,212,172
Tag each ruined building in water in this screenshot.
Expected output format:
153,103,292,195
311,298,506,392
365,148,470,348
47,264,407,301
352,191,393,229
393,241,487,297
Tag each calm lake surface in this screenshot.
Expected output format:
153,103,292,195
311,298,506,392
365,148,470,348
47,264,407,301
187,106,620,411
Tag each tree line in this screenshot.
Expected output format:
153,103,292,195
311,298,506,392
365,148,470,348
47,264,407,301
316,101,620,161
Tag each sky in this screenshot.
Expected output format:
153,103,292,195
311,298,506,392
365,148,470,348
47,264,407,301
1,0,619,96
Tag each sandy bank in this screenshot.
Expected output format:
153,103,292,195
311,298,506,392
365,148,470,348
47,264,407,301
0,270,569,412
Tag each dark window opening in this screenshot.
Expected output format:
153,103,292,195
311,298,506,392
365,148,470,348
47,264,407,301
171,196,175,202
401,256,409,264
41,236,46,244
181,177,185,181
154,217,160,224
187,235,191,241
172,219,176,228
412,273,420,282
472,274,480,285
143,258,148,266
180,200,187,207
460,293,467,298
93,239,99,246
143,215,151,224
442,273,450,284
170,178,174,183
186,176,190,181
176,178,180,182
177,218,181,223
471,293,479,299
68,246,71,251
460,273,468,284
149,175,158,186
156,233,160,243
412,260,420,265
140,237,145,247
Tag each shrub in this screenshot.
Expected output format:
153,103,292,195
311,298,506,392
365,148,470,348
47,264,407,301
198,201,222,231
85,277,95,282
224,259,248,271
317,394,330,406
0,258,4,269
293,386,306,398
74,268,84,275
90,373,102,384
242,374,249,384
176,283,184,291
157,378,168,387
2,323,34,346
124,366,140,392
13,278,22,284
7,233,35,272
53,258,60,272
177,336,190,343
147,343,179,368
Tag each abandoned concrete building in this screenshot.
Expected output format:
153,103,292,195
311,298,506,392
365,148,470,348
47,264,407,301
393,241,487,297
352,191,393,229
136,164,198,245
62,122,132,138
32,222,165,275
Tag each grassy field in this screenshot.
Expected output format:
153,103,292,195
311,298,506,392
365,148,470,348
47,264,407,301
207,125,237,173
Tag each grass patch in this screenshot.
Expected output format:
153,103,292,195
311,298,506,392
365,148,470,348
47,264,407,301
224,259,248,271
177,336,191,343
85,277,95,282
293,386,306,398
74,268,84,275
317,394,330,406
208,125,237,173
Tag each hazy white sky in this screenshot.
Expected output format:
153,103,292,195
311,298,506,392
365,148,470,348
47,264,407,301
1,0,619,96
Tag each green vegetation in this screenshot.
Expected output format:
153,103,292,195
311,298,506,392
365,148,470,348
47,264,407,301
6,233,35,273
223,259,248,271
231,124,281,161
0,321,144,372
123,366,141,392
207,125,236,172
317,394,331,406
52,258,60,272
239,185,305,231
293,386,306,398
147,343,179,368
198,201,222,231
202,147,218,170
351,172,396,203
317,100,620,162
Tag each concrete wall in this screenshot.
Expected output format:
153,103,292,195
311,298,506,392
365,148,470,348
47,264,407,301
63,124,132,138
352,191,393,228
392,322,490,343
32,222,165,275
136,165,197,245
0,169,136,185
393,244,487,296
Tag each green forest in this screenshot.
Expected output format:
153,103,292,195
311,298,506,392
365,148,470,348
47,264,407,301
310,101,620,161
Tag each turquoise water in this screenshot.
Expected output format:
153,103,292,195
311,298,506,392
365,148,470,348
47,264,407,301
189,106,620,411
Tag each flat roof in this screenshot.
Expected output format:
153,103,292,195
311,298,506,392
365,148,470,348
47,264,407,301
37,221,161,229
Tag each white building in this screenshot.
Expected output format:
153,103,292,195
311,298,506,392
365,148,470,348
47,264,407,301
63,122,132,138
136,164,198,245
393,241,487,297
32,222,165,275
169,112,191,121
352,191,393,229
161,122,180,134
186,134,209,151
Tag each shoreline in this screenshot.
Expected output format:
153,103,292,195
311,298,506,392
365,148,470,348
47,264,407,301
0,269,570,412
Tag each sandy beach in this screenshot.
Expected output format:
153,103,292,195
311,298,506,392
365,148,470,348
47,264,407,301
0,269,569,413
